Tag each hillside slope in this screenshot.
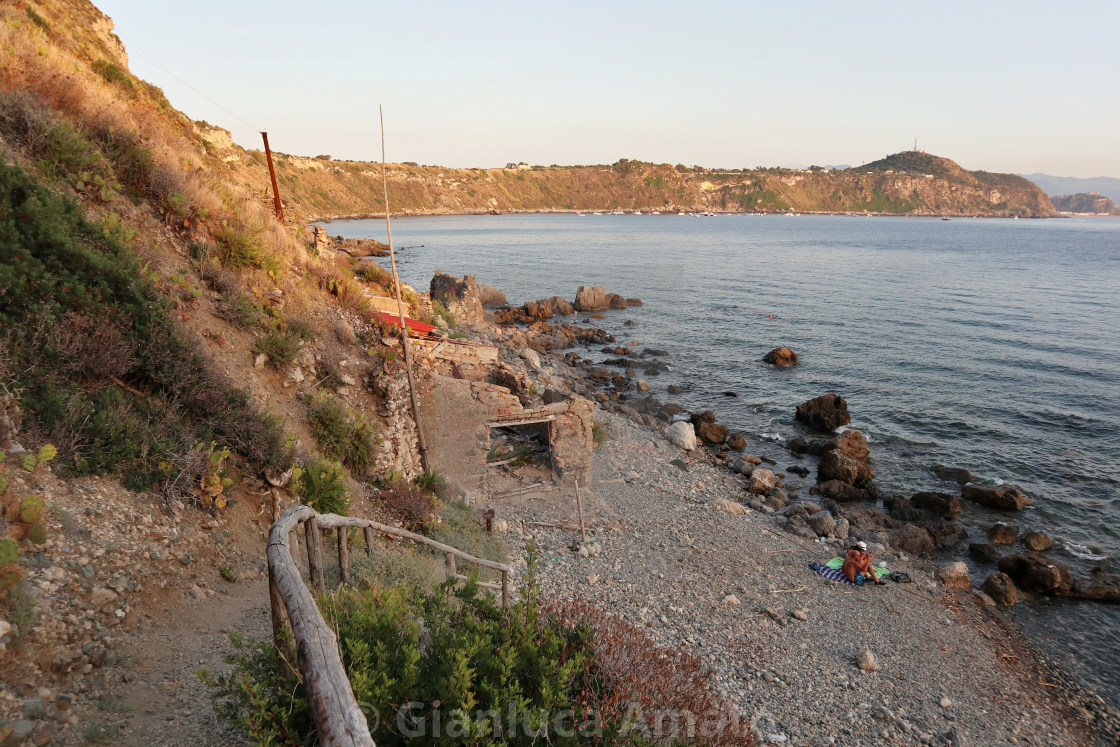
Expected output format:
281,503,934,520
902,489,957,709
1049,192,1120,215
215,144,1056,220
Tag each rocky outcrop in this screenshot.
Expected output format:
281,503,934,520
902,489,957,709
574,286,609,311
795,393,850,432
987,523,1018,545
763,347,799,366
962,483,1033,511
910,491,963,520
1022,530,1053,551
931,464,975,485
1049,193,1120,215
430,270,485,328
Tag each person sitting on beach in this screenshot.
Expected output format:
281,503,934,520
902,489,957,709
843,541,884,585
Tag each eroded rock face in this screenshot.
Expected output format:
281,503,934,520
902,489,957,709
795,392,851,432
763,347,800,366
962,484,1033,511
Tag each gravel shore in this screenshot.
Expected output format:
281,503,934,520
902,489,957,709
490,417,1105,746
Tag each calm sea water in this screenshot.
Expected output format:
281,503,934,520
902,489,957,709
328,212,1120,702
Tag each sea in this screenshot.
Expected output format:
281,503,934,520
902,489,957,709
325,212,1120,705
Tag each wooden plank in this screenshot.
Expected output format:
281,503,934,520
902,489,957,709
338,527,350,586
315,514,511,573
305,516,325,591
267,507,373,746
487,415,556,428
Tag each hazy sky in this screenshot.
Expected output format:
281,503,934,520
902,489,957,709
97,0,1119,177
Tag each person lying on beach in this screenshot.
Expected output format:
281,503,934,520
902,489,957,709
843,541,884,585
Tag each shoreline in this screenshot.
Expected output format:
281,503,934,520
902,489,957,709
310,209,1062,223
462,291,1119,744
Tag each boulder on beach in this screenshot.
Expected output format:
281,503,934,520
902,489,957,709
891,525,935,555
795,392,851,432
697,421,729,445
937,562,973,590
574,285,609,312
807,509,837,537
982,573,1019,605
997,551,1074,595
763,347,800,366
749,468,777,495
962,483,1033,511
666,421,698,451
727,432,746,451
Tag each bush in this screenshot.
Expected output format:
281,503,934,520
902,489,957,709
213,220,275,272
293,456,350,515
592,420,610,448
251,329,301,368
306,395,375,475
348,545,444,590
0,161,292,491
204,548,751,745
378,480,438,532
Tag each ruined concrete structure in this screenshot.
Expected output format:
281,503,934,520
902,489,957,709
415,368,594,504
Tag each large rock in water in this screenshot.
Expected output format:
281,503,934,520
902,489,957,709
795,393,851,432
910,491,963,520
666,421,697,451
763,347,800,366
818,450,874,485
831,430,870,462
962,483,1033,511
574,286,609,311
997,551,1074,594
816,479,873,502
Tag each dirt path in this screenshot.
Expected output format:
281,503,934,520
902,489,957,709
84,578,270,746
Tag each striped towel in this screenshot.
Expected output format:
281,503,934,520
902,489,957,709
809,561,862,585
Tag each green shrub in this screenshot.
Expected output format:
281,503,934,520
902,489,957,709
293,456,350,515
414,469,449,499
251,329,301,368
91,60,134,90
205,546,752,745
213,220,275,272
0,161,292,491
431,298,456,330
306,395,375,475
592,420,610,448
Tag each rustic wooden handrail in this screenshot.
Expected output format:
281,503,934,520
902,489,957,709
266,505,514,746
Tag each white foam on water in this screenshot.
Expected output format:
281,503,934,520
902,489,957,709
758,432,786,443
1064,543,1108,561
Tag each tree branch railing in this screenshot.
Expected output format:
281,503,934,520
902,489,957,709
266,505,513,747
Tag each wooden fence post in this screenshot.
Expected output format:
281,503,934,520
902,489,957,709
363,526,375,557
338,528,350,586
501,569,510,607
305,516,325,590
445,552,456,579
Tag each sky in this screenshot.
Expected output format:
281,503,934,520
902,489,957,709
96,0,1120,178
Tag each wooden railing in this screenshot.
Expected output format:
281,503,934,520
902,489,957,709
266,505,513,747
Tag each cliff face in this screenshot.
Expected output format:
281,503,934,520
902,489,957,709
1049,193,1120,215
214,144,1056,220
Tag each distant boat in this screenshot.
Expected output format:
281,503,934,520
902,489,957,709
651,210,660,215
611,210,624,215
942,217,951,221
632,210,642,215
593,212,603,216
678,211,686,215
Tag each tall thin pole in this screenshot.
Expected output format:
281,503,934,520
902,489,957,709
379,106,430,473
260,132,284,222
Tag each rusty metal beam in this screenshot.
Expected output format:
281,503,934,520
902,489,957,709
260,131,284,222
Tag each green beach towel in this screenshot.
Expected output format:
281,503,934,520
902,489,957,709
824,556,890,578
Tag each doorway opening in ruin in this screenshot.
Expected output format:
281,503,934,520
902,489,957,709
487,419,554,482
